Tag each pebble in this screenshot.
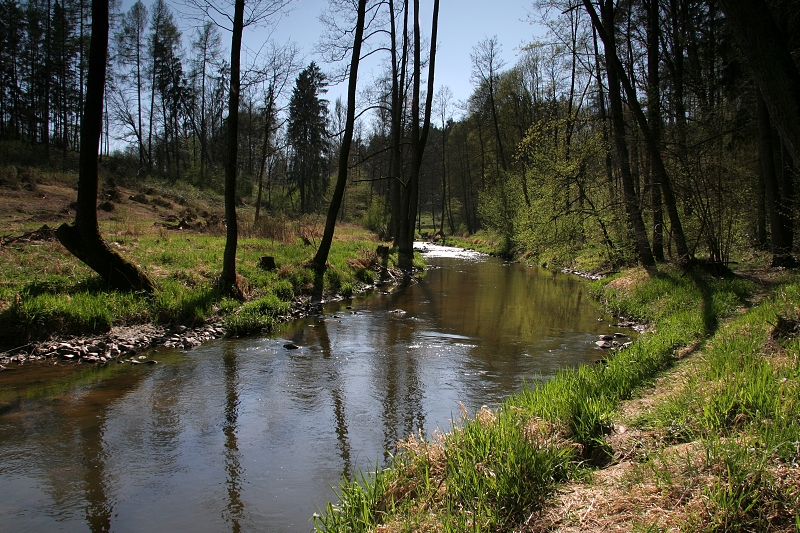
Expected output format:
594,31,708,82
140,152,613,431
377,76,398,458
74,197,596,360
1,282,397,367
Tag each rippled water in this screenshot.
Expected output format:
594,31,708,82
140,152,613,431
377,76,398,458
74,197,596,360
0,246,625,532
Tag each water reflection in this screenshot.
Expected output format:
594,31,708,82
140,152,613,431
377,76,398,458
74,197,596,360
0,254,624,533
222,344,244,532
315,319,352,479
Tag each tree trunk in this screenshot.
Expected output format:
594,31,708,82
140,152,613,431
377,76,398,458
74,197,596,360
313,0,367,269
718,0,800,165
56,0,155,293
584,0,689,264
600,0,655,268
388,0,408,243
218,0,245,296
398,0,439,269
756,87,794,266
646,0,664,261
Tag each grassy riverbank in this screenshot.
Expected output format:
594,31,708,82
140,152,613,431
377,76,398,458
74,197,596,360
313,265,800,532
0,169,392,349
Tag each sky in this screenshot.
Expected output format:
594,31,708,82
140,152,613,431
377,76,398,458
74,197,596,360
119,0,547,118
265,0,546,113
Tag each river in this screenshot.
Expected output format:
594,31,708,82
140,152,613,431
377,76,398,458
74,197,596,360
0,244,624,532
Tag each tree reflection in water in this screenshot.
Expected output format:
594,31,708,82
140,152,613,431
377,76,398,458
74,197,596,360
222,344,244,532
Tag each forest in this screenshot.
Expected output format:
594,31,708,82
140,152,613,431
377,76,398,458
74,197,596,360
1,0,799,275
3,2,800,531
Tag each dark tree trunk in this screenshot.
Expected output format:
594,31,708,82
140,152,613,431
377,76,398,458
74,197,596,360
56,0,155,293
219,0,245,296
388,0,408,243
646,0,664,261
718,0,800,166
398,0,439,269
313,0,367,269
599,0,655,268
756,87,793,265
585,0,689,264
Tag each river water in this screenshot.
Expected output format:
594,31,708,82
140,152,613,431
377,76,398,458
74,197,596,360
0,245,622,533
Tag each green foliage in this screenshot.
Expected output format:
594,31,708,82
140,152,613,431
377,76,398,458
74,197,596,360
360,197,389,237
627,280,800,531
313,466,393,533
223,294,289,337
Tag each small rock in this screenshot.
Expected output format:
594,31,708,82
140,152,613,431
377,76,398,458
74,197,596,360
599,334,614,341
145,360,158,365
613,332,628,338
138,355,146,360
595,340,613,349
284,343,300,350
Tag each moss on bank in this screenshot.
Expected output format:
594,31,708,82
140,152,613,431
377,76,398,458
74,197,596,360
313,266,799,532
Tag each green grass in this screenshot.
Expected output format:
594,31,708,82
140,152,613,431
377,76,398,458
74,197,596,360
313,265,763,532
0,225,389,345
628,280,800,531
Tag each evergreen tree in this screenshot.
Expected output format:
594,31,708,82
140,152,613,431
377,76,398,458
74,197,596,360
287,62,328,214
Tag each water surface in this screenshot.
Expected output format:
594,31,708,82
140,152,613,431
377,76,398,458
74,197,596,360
0,245,624,532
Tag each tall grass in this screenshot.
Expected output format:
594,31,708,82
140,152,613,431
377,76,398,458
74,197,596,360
313,266,756,532
632,281,800,531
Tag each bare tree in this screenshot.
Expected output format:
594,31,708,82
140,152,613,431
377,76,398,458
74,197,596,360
313,0,368,270
397,0,439,269
434,85,453,234
183,0,293,296
219,0,247,296
471,36,507,172
583,0,689,264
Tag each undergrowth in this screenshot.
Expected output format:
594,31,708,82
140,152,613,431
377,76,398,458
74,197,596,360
628,280,800,531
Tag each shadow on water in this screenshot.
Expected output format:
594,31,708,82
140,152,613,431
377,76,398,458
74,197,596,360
373,292,426,463
81,395,112,533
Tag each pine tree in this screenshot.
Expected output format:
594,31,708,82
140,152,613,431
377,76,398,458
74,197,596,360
287,62,329,214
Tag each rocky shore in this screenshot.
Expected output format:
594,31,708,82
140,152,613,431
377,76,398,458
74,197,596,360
0,269,408,370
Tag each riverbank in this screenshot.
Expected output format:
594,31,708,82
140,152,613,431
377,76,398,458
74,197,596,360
0,171,411,363
312,264,800,532
0,233,409,366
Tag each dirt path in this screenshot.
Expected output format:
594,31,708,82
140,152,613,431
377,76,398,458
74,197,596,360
518,345,707,532
519,271,799,532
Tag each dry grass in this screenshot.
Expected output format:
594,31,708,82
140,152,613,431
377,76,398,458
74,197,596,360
519,292,800,533
606,267,649,293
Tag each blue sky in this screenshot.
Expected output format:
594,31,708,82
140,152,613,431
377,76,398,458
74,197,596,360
119,0,546,118
266,0,545,113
